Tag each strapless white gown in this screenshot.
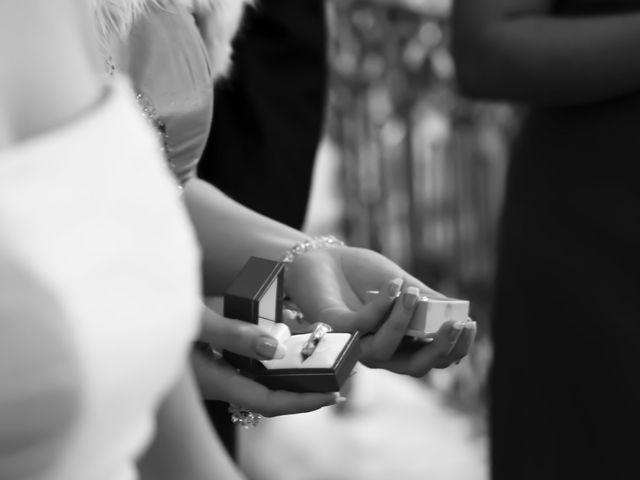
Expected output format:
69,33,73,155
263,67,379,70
0,77,201,480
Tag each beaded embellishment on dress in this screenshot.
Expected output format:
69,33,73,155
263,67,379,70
97,1,218,190
135,94,170,160
135,93,184,192
100,50,183,189
105,55,116,76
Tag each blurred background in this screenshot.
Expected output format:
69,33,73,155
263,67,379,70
240,1,516,478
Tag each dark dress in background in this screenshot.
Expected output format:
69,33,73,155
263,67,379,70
197,0,328,458
198,0,328,229
490,1,640,479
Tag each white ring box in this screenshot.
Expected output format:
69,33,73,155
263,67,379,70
223,256,361,393
364,290,470,339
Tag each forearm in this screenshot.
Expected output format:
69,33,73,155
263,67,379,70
138,366,245,480
452,2,640,105
183,177,311,295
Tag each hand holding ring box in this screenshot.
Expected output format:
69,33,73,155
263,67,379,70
222,256,361,393
364,289,471,339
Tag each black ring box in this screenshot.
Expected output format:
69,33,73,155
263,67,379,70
223,256,361,393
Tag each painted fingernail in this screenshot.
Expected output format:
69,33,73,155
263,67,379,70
403,286,420,309
445,321,467,355
256,336,277,359
332,392,348,404
388,278,403,299
448,320,466,339
256,336,287,360
325,393,346,406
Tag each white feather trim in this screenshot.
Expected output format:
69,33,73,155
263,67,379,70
92,0,253,79
188,0,254,79
91,0,158,44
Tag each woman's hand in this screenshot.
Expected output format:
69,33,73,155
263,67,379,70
283,246,477,375
361,318,477,377
199,301,287,361
284,246,443,331
194,300,342,416
191,350,341,417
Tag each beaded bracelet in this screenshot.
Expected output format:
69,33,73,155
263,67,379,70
281,235,345,321
281,235,346,264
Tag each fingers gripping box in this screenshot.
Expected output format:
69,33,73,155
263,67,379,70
365,289,470,339
223,257,361,393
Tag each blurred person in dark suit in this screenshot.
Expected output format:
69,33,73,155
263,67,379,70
198,0,327,230
197,0,329,456
452,1,640,479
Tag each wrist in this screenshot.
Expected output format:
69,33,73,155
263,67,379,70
281,235,346,296
281,235,346,265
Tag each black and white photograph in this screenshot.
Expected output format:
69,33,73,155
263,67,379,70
1,0,637,479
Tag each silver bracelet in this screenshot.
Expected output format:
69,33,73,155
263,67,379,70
281,235,346,264
228,404,263,429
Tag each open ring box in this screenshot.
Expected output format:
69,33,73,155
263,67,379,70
365,290,470,340
223,256,361,393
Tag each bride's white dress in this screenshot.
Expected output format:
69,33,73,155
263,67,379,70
0,78,201,480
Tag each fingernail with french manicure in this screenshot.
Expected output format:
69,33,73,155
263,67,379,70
388,278,403,299
403,286,420,309
256,336,287,360
446,321,467,355
448,320,466,341
332,392,348,404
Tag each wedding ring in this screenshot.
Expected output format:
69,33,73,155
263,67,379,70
301,322,333,361
228,404,263,428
